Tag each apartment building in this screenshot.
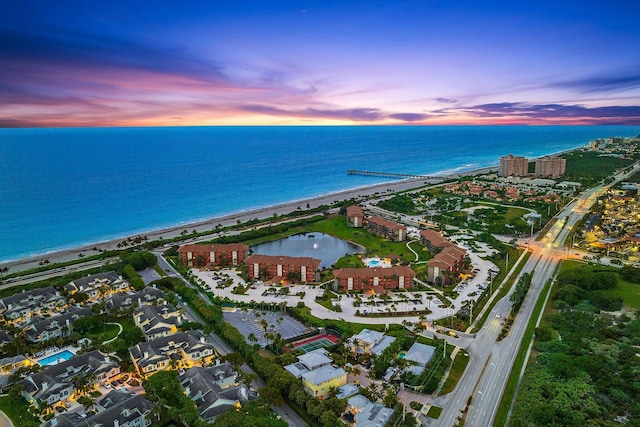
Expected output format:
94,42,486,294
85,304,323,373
498,154,529,177
365,216,406,242
332,266,415,292
245,254,321,283
178,243,249,268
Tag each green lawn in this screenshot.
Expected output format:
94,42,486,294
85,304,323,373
439,349,470,395
427,405,443,419
0,396,40,427
609,277,640,309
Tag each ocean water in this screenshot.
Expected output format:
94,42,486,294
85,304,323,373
1,125,639,263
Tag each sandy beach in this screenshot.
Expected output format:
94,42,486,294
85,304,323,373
0,162,511,274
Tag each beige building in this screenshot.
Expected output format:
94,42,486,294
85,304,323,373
534,156,566,178
499,154,528,177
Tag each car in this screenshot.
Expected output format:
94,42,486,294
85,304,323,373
56,406,66,413
250,286,256,289
496,313,501,318
110,381,118,387
104,382,111,388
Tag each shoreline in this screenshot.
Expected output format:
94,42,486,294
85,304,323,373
0,145,584,274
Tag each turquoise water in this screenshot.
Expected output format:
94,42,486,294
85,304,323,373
1,125,639,262
38,350,74,366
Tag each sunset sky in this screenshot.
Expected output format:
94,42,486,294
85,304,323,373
2,0,640,127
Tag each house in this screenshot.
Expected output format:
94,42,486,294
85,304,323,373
133,304,182,341
180,363,253,422
21,350,119,407
178,243,249,268
346,394,393,427
0,355,32,391
44,389,156,427
301,364,347,400
332,266,415,292
65,271,130,302
348,329,396,356
24,307,90,343
129,331,216,376
284,349,332,378
346,205,365,228
0,286,66,324
366,216,406,241
403,342,436,375
245,254,321,283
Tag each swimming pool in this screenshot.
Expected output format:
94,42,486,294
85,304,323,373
38,350,75,366
369,259,380,266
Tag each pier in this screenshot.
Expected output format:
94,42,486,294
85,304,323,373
347,169,446,180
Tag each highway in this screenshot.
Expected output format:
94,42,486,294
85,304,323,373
435,163,640,427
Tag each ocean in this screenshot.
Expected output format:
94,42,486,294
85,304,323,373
1,125,639,263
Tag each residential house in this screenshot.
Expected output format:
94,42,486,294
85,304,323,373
366,216,406,242
403,342,436,376
348,329,396,356
284,349,332,378
129,331,216,376
65,271,130,302
301,364,347,400
21,350,120,407
346,394,393,427
180,363,253,422
346,205,365,228
44,389,156,427
178,243,249,268
245,254,321,283
133,304,182,341
24,307,90,343
0,286,66,324
332,266,415,292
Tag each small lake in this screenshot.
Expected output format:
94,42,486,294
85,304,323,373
250,233,364,269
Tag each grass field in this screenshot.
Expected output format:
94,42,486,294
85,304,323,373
439,349,470,395
0,396,40,427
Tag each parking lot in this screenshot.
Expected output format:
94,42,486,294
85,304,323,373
223,309,316,347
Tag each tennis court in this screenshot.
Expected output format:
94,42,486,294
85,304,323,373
292,333,339,353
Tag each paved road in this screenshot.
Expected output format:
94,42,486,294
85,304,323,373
435,162,640,427
0,411,14,427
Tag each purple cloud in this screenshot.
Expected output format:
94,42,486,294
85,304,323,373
551,73,640,94
450,102,640,124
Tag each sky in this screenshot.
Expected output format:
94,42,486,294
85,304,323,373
1,0,640,127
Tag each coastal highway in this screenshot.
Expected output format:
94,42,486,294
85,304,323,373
435,163,640,427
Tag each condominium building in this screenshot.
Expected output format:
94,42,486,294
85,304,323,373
346,205,364,227
332,266,415,292
534,156,566,178
420,230,467,284
365,216,406,242
498,154,529,177
245,254,321,283
178,243,249,268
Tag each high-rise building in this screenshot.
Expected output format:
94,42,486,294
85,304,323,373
534,156,566,178
498,154,528,177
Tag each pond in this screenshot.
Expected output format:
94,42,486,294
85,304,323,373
250,232,364,269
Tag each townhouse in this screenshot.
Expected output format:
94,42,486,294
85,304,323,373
347,329,396,356
284,349,347,400
65,271,130,302
21,350,120,407
129,331,216,376
44,389,156,427
105,286,166,312
24,307,90,343
133,304,182,341
0,286,66,324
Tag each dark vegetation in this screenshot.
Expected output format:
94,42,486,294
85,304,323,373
510,263,639,426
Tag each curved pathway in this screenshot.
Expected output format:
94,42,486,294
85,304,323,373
102,322,123,345
0,410,14,427
406,239,420,262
